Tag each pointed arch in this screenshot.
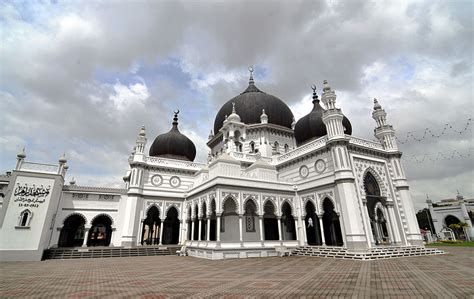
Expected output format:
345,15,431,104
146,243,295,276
280,199,295,217
62,212,87,225
145,203,162,218
318,196,338,215
58,213,87,247
362,167,387,198
221,195,239,214
262,197,277,216
243,196,259,215
165,203,181,220
302,196,317,217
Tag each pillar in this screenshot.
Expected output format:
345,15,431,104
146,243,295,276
159,219,165,245
318,215,326,245
361,201,374,248
191,219,195,241
277,217,282,241
383,206,395,244
178,220,183,245
294,219,299,242
82,228,90,247
216,215,221,242
239,215,243,244
302,217,308,245
259,216,264,243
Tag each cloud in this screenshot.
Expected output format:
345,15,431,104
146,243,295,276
1,0,472,211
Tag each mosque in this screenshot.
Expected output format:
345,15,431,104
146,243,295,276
0,69,428,261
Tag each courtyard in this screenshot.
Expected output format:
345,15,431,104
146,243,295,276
1,246,473,298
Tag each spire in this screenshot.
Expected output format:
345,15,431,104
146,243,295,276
208,130,214,140
311,84,319,103
172,109,180,128
322,79,331,93
456,190,464,201
248,66,254,85
227,102,241,122
291,117,296,129
260,109,268,124
373,98,382,110
59,152,67,164
17,147,26,159
139,125,146,136
232,102,236,114
321,80,336,110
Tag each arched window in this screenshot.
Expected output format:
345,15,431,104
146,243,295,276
284,144,289,153
250,141,255,153
274,141,279,153
18,209,32,227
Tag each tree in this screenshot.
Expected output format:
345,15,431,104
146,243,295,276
448,222,469,240
416,208,435,232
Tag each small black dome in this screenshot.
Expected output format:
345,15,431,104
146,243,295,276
294,97,352,146
149,112,196,161
213,80,294,134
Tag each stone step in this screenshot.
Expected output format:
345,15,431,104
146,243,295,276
43,246,178,260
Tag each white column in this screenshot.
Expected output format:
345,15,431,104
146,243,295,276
216,215,221,242
387,204,402,244
191,219,195,241
239,215,243,243
294,219,299,242
362,201,374,248
302,218,308,245
178,220,183,245
259,216,264,243
198,217,202,241
277,217,282,241
159,219,165,245
383,206,395,244
318,215,326,245
82,228,90,247
206,217,211,242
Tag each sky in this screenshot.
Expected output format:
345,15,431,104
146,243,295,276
1,0,472,211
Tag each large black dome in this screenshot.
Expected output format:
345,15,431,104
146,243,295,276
294,95,352,146
149,112,196,161
213,79,294,134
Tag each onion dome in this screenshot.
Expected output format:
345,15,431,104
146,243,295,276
213,67,294,134
149,110,197,161
294,86,352,146
59,153,67,163
226,102,241,122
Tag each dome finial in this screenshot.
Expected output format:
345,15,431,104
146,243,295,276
248,66,254,85
232,102,236,114
373,98,382,110
172,109,180,127
311,84,319,102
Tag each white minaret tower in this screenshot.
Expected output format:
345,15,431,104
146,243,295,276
372,98,398,152
15,147,26,170
321,80,346,140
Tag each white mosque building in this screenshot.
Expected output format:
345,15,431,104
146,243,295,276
0,70,432,261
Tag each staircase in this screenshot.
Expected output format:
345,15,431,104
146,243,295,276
43,246,179,260
292,245,444,260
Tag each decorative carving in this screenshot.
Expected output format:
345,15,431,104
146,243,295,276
169,176,181,188
349,136,384,150
314,159,326,174
353,158,389,199
276,136,328,163
299,165,309,178
150,174,163,187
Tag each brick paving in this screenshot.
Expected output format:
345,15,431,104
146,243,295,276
1,246,473,298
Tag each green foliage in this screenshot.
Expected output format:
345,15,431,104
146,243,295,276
426,241,474,247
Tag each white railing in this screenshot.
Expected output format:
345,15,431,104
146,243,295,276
146,157,206,170
276,136,328,163
20,162,58,174
349,136,384,150
230,152,272,163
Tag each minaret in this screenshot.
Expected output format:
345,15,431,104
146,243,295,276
372,98,398,151
321,81,346,140
132,125,147,162
58,153,68,177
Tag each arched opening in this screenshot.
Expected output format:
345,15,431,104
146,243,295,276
263,201,279,240
305,201,321,245
58,214,86,247
163,207,180,245
210,199,217,241
250,141,256,153
243,199,258,241
187,206,192,240
142,206,161,245
364,172,388,245
87,215,112,247
284,144,289,153
445,215,461,227
281,202,296,240
273,141,279,154
18,209,32,227
221,197,238,241
322,199,343,246
193,204,199,241
201,202,207,241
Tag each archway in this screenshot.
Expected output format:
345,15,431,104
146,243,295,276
263,201,279,240
281,202,296,240
322,199,343,246
201,202,207,241
305,201,321,245
58,214,86,247
87,215,112,247
364,172,388,245
221,197,238,241
445,215,461,227
142,206,161,245
243,199,258,241
163,207,180,245
193,204,199,241
210,199,217,241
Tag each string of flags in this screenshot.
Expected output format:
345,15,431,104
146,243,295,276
404,148,473,163
395,118,472,144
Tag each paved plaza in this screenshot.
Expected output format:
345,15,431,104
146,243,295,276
1,246,473,298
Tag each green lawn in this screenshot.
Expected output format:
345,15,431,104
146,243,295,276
426,241,474,247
